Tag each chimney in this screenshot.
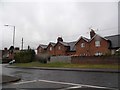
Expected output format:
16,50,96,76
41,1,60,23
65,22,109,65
57,37,63,42
4,48,7,51
90,29,96,39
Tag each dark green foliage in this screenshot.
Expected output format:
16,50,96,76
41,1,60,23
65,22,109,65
115,51,120,56
14,50,35,63
36,53,51,64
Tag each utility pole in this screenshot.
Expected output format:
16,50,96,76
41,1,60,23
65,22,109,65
21,38,23,50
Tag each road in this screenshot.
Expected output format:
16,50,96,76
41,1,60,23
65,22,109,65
2,64,119,90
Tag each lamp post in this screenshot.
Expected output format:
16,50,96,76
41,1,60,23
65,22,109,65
4,25,15,48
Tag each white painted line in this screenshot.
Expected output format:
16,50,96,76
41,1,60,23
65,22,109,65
13,79,118,90
38,79,117,90
14,80,37,85
38,79,80,86
81,84,118,90
58,85,82,90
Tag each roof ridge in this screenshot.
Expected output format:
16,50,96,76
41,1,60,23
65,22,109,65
105,34,120,38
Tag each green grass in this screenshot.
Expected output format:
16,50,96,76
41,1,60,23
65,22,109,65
12,61,119,69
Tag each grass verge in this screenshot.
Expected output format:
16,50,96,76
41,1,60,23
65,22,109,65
12,61,119,69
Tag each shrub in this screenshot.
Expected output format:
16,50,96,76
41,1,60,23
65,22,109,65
14,49,35,63
115,49,120,56
36,53,51,64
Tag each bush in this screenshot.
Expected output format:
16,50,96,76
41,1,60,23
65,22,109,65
115,50,120,56
36,53,51,64
14,49,35,63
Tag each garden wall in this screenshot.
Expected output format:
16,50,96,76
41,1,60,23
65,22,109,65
50,55,119,64
71,56,120,64
50,56,71,63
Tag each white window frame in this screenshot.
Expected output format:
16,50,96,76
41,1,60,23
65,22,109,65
58,46,61,50
111,50,115,55
95,52,102,56
50,47,52,51
81,43,85,48
95,41,100,47
39,48,41,52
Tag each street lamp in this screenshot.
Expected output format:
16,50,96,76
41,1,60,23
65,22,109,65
4,25,15,47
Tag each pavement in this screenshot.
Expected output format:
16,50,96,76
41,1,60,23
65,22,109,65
1,75,21,84
6,65,120,73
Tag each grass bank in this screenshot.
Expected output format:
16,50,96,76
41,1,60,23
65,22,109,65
12,61,119,69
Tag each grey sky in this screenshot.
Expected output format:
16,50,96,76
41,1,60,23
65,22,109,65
0,0,119,50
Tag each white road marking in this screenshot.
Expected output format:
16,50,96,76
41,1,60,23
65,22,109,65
13,79,118,90
38,79,80,86
14,80,37,85
58,85,82,90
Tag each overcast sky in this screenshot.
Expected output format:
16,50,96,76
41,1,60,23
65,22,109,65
0,0,119,50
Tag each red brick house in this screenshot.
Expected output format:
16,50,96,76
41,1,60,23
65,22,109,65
54,41,76,56
75,30,111,56
54,37,68,56
46,42,56,55
89,34,111,56
54,37,76,56
37,44,47,55
37,29,120,56
75,36,90,56
54,41,68,56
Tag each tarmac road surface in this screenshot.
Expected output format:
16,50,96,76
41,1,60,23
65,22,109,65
2,64,119,90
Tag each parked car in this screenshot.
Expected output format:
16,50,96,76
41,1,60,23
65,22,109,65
9,59,15,65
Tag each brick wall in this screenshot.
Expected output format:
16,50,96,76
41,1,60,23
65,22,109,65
74,35,111,56
66,51,76,56
75,39,90,56
37,46,46,55
89,36,110,56
71,56,120,64
47,44,55,55
54,43,69,56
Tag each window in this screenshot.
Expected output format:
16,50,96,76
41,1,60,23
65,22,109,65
39,48,41,52
50,47,52,51
95,41,100,47
111,50,115,55
58,46,61,50
95,52,102,56
81,43,85,48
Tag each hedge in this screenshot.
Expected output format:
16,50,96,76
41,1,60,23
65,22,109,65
14,50,35,63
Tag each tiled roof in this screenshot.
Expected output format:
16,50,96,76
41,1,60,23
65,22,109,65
68,41,76,51
105,34,120,49
59,42,69,46
50,42,56,46
89,34,109,42
39,44,47,49
75,36,90,45
59,41,76,51
82,36,90,42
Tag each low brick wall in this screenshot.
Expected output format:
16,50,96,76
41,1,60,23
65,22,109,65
71,56,120,64
2,58,12,63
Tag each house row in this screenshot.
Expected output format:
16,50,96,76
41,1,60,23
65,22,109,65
37,29,120,56
1,47,20,60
